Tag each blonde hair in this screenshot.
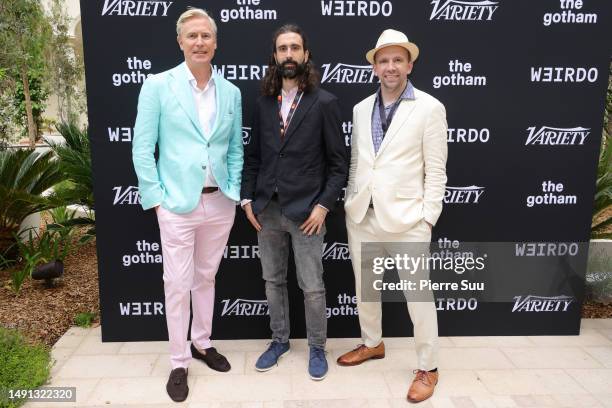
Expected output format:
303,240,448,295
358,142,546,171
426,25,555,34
176,8,217,37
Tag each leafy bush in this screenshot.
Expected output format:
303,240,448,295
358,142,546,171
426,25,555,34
49,122,95,244
11,226,72,293
0,327,50,408
0,149,65,257
74,312,96,328
592,63,612,239
49,122,93,209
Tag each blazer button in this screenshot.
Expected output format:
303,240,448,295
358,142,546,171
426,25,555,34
279,153,284,158
202,165,206,170
207,142,210,147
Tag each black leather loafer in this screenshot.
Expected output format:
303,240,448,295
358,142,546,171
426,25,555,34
190,344,231,372
166,367,188,402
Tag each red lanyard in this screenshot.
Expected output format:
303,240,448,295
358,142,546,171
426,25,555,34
277,90,303,140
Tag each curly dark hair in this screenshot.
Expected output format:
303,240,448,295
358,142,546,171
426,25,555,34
261,24,320,96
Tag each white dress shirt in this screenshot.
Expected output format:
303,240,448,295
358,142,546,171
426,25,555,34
280,86,299,124
187,66,218,188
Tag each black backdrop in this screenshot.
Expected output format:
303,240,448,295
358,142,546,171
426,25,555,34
79,0,611,341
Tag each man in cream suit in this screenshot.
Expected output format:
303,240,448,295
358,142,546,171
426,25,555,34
132,8,243,403
337,29,447,403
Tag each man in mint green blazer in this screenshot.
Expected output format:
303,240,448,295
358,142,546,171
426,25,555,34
132,8,243,403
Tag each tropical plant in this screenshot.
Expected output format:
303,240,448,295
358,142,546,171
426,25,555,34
11,238,41,294
49,122,96,243
11,226,72,293
0,148,65,256
49,122,93,208
48,205,77,225
592,62,612,239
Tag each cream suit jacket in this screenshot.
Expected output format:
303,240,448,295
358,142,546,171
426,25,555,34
344,87,448,233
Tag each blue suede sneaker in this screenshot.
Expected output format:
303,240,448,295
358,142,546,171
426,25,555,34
255,341,290,372
308,346,328,381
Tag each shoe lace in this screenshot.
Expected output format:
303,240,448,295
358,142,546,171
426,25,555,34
267,341,285,355
352,344,367,352
413,369,432,386
310,347,326,361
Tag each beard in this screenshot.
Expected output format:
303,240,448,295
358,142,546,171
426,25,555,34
278,59,306,79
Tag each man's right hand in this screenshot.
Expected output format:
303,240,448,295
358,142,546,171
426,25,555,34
243,202,262,231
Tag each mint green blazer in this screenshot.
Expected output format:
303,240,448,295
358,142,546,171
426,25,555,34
132,62,243,213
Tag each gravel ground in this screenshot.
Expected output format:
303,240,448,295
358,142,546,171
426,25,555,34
0,232,99,347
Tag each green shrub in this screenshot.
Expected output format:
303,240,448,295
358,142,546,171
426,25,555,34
74,312,96,328
11,227,72,293
0,327,50,408
0,148,65,257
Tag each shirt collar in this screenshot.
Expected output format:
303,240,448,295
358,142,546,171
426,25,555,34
376,80,415,107
281,85,299,99
185,63,216,92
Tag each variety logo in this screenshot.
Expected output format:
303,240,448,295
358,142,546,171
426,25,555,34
220,299,269,316
444,186,485,204
512,295,574,312
322,242,350,260
525,126,590,146
320,63,377,84
320,0,393,16
113,186,141,205
102,0,173,16
430,0,499,21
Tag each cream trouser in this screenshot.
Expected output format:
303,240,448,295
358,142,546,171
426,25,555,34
346,209,438,370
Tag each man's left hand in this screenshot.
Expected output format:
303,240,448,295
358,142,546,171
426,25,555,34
299,206,328,236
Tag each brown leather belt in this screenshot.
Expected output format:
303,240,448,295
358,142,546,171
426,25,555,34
202,186,219,194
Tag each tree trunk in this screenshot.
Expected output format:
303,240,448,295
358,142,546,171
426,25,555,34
20,65,36,147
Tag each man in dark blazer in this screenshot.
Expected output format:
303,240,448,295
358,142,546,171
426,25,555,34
241,24,348,381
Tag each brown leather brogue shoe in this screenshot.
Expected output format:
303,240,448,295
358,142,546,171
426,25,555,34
336,342,385,366
407,369,438,403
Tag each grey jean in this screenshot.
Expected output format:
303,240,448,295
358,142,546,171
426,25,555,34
256,197,327,348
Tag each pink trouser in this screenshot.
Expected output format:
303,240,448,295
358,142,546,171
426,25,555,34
156,191,236,369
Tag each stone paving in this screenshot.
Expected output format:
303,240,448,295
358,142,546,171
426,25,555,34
22,319,612,407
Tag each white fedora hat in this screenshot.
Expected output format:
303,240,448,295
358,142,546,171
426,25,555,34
365,29,419,64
